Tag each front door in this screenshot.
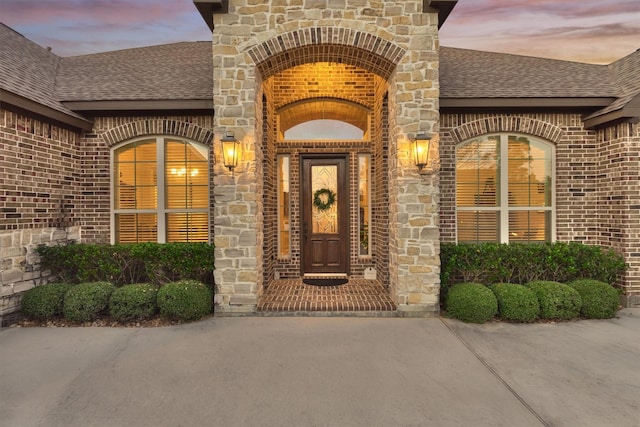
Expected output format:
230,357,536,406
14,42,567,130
301,156,349,274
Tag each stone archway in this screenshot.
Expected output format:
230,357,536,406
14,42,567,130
211,3,442,316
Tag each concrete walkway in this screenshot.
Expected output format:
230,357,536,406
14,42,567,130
1,310,638,427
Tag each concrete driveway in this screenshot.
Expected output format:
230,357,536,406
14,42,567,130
1,309,638,427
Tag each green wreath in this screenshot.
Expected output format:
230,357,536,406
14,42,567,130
313,188,336,211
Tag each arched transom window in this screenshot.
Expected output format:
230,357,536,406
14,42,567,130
112,137,209,243
456,134,555,243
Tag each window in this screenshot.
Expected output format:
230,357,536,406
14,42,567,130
358,154,371,256
456,134,554,243
112,137,209,243
277,155,290,257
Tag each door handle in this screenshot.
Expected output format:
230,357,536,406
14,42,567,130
303,222,308,241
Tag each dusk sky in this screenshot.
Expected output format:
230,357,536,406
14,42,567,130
2,0,639,64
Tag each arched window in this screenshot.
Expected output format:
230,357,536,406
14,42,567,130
284,119,364,140
456,134,554,243
112,137,209,243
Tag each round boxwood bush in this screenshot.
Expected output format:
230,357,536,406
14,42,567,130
157,280,212,321
525,281,582,320
490,283,540,322
109,283,158,322
63,282,116,323
568,279,619,319
21,283,73,321
446,283,498,323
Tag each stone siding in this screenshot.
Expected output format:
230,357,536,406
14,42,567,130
212,0,441,315
0,226,80,325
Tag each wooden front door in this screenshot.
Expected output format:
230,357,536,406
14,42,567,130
301,156,349,274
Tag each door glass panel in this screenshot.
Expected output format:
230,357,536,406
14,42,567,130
311,165,338,234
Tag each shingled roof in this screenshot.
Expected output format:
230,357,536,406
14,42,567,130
0,24,89,127
439,46,640,127
584,49,640,127
1,21,637,130
55,42,213,102
439,46,619,99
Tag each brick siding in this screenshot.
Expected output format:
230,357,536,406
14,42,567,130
440,113,640,304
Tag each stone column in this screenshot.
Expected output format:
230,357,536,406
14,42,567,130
387,11,441,316
212,13,263,314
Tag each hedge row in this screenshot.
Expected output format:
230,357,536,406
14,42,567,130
21,280,213,323
36,243,214,287
445,279,620,323
441,242,626,294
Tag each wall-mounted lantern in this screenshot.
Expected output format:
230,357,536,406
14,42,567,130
221,131,239,172
412,133,432,172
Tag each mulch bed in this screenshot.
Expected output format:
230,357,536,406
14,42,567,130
12,314,214,328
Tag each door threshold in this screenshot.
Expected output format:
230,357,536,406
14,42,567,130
303,273,348,279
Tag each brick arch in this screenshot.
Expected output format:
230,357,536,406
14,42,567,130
449,116,564,144
278,98,370,132
102,119,214,148
247,27,405,80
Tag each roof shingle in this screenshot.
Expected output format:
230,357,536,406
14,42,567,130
0,24,84,120
55,42,213,102
439,47,621,99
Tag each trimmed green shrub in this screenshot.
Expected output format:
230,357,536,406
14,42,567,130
490,283,540,322
440,243,627,297
109,283,158,322
63,282,116,322
446,283,498,323
36,242,214,286
568,279,619,319
157,280,212,321
21,283,73,321
525,281,582,320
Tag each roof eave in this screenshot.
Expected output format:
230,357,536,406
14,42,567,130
583,94,640,129
62,99,215,112
440,97,615,109
193,0,228,31
583,110,640,129
424,1,458,28
194,1,458,30
1,89,94,131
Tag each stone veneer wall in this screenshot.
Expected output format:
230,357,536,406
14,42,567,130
0,227,80,325
212,0,441,316
440,113,640,306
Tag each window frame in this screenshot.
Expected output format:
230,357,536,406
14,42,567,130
110,136,210,244
455,133,556,244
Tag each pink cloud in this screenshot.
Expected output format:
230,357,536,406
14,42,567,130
440,0,640,63
2,0,188,25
